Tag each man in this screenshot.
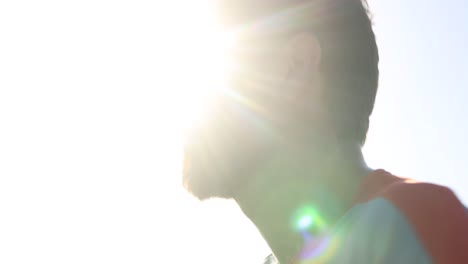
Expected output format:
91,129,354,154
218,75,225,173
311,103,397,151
183,0,468,263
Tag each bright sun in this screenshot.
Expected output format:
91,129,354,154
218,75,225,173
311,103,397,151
2,1,272,263
167,1,237,131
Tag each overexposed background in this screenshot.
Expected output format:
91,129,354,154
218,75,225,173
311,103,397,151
1,0,468,263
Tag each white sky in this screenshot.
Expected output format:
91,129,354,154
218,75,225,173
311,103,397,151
1,0,468,263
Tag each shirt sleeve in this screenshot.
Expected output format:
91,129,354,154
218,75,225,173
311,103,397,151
329,198,432,264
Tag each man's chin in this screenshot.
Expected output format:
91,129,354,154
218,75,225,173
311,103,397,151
183,170,234,201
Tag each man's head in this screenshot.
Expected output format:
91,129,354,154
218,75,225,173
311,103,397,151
183,0,379,200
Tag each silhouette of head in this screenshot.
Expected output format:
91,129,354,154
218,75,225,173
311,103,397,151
183,0,379,200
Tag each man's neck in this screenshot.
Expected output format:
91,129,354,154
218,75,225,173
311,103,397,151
233,141,371,264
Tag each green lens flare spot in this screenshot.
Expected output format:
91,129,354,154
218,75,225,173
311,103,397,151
291,206,326,233
298,215,313,230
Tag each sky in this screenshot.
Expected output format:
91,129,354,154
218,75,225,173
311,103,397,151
1,0,468,263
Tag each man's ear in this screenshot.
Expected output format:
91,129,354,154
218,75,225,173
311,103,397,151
284,32,322,83
280,32,322,104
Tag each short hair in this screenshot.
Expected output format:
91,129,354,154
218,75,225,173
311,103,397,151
216,0,379,144
183,0,379,199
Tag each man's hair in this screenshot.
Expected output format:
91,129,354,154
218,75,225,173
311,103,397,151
217,0,379,144
183,0,379,199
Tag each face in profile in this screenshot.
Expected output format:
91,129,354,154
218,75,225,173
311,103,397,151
182,93,273,200
182,34,293,200
183,29,326,200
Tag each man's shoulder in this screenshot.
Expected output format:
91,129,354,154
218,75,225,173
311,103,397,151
263,171,468,264
356,170,468,263
356,170,463,208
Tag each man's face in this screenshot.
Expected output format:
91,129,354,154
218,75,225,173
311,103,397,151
182,35,289,199
183,32,320,199
183,93,273,199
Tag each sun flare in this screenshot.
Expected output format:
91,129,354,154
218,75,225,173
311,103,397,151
169,2,237,131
